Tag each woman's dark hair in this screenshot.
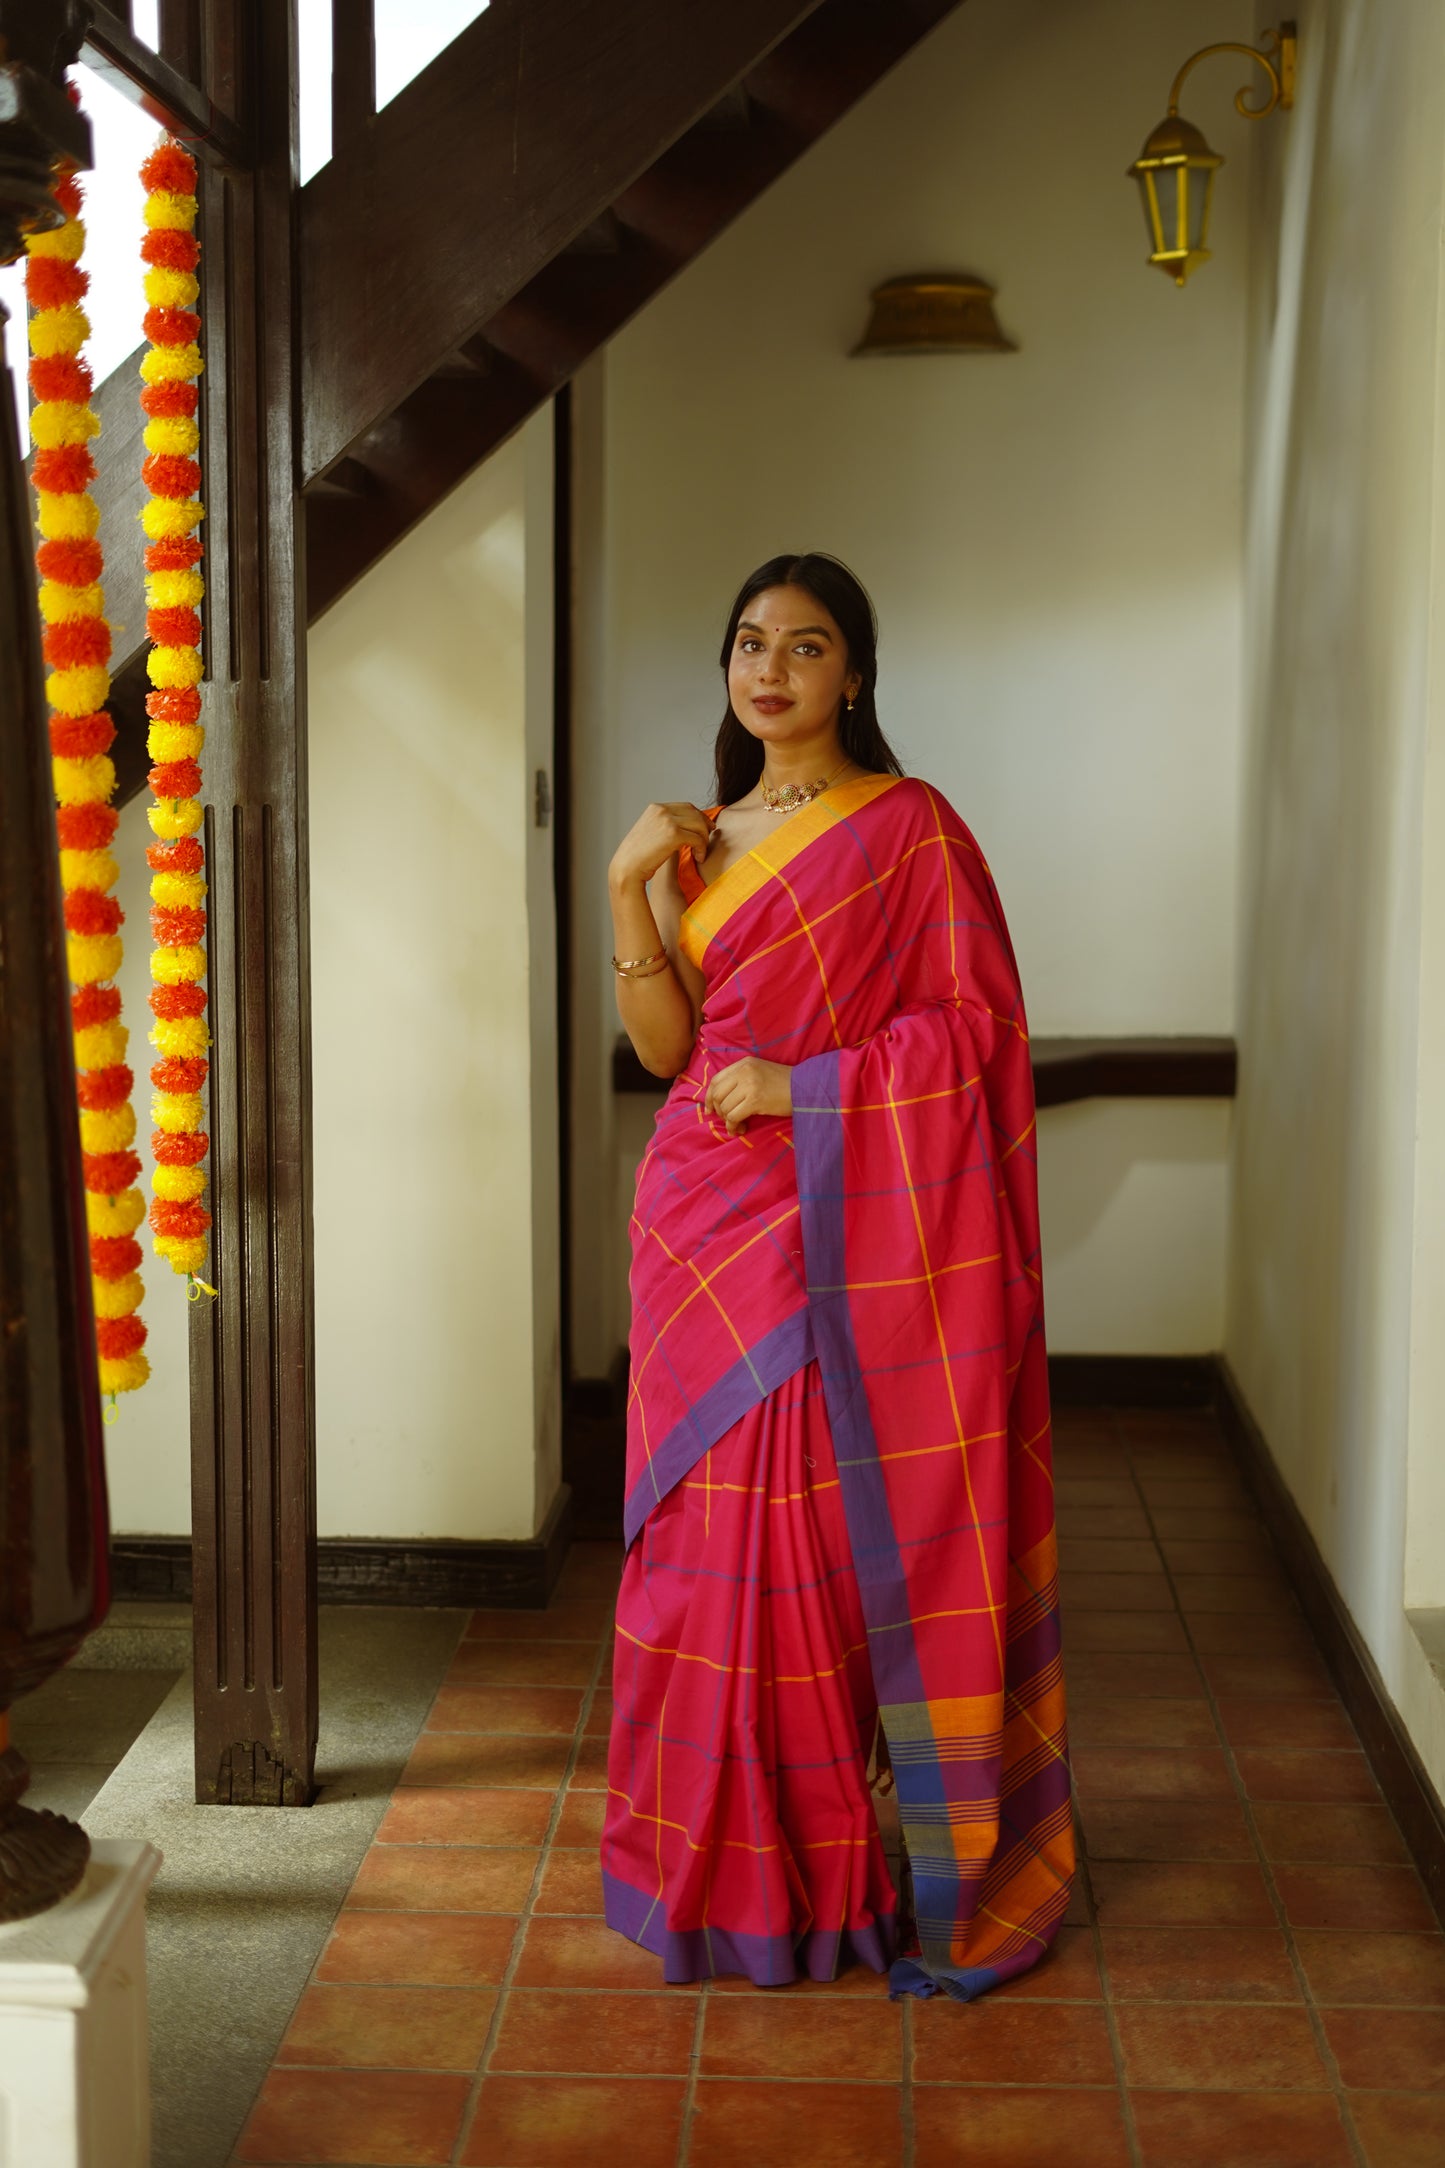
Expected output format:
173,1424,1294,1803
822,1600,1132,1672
711,552,905,806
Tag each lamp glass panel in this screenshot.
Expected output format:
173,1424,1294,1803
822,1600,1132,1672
1150,166,1183,257
1192,166,1218,254
1138,172,1165,253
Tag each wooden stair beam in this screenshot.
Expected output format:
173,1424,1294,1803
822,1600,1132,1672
299,0,826,483
305,0,963,617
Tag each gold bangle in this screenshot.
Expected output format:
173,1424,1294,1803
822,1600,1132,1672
613,948,667,974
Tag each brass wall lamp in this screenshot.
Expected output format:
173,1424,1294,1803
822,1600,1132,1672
1128,22,1296,285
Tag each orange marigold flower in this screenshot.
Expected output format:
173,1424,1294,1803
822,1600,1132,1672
148,758,203,800
32,443,95,494
56,801,118,852
142,227,201,272
149,907,206,950
96,1313,148,1361
53,170,82,218
91,1233,143,1278
29,352,91,404
24,254,86,310
44,616,112,671
143,535,203,573
84,1149,142,1194
145,605,201,648
76,1064,134,1112
145,685,203,723
37,536,104,586
140,142,196,194
148,1198,209,1241
141,450,201,498
142,305,200,349
51,712,116,759
64,889,123,937
152,1127,209,1165
150,1054,208,1095
147,837,205,874
150,982,207,1021
73,983,123,1030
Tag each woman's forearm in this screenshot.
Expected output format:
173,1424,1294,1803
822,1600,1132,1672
609,872,696,1076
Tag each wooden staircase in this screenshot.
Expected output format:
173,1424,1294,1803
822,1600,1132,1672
91,0,964,804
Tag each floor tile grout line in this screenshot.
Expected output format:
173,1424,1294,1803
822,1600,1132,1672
449,1605,617,2168
675,1982,708,2166
1123,1415,1372,2168
899,1993,916,2168
1077,1408,1149,2168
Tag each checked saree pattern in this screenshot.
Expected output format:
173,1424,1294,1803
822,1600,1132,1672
609,773,1074,1999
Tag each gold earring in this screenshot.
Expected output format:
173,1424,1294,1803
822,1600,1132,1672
846,694,856,711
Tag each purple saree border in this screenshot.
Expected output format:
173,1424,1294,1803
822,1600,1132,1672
790,1042,1071,2001
603,1866,896,1987
622,1306,816,1548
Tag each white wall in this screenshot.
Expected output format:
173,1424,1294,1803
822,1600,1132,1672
571,0,1252,1373
308,414,558,1540
1228,0,1445,1795
108,412,561,1542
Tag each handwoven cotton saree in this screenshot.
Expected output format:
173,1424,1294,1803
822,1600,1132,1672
603,773,1074,2000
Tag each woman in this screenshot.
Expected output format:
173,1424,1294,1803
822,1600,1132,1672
602,553,1072,2001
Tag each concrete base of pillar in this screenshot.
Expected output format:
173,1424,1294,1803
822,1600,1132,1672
0,1837,161,2168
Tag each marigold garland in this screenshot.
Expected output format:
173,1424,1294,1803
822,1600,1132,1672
139,139,212,1285
25,159,150,1399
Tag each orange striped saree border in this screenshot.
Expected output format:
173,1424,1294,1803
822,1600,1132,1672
679,772,903,973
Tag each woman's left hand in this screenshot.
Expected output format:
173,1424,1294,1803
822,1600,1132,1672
705,1056,793,1135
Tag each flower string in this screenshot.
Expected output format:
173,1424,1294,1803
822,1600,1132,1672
139,139,212,1286
25,159,150,1398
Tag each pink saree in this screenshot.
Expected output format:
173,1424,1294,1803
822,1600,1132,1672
602,773,1074,1998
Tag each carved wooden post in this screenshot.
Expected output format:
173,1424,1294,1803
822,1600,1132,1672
186,0,317,1804
0,0,110,1918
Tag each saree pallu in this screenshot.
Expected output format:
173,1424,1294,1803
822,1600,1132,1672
603,773,1074,2000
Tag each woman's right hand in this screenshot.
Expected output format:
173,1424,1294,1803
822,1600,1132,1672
609,801,715,891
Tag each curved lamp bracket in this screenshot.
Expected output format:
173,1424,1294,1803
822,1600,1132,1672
1168,22,1296,121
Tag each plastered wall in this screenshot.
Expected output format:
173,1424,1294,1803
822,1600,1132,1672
569,0,1253,1374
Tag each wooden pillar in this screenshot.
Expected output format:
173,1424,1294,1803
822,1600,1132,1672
330,0,374,157
187,0,317,1805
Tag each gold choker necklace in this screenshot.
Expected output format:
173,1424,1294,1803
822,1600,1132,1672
760,760,851,814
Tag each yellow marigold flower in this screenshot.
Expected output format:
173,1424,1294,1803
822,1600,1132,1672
148,801,204,841
38,580,105,623
146,567,204,610
67,932,124,984
28,401,98,449
60,847,119,892
139,341,203,383
47,661,110,715
100,1351,151,1395
80,1105,137,1155
36,491,100,542
146,644,204,690
152,1090,203,1133
153,1234,207,1278
27,218,85,260
141,496,205,540
86,1188,146,1237
149,871,206,912
142,189,197,231
74,1020,128,1070
150,1016,210,1060
150,946,207,986
153,1164,206,1203
53,752,116,804
29,302,90,358
142,267,199,309
146,722,204,765
142,413,200,457
93,1272,145,1319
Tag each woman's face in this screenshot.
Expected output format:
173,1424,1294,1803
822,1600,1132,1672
726,584,860,751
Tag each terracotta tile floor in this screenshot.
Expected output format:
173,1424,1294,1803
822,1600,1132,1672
231,1406,1445,2168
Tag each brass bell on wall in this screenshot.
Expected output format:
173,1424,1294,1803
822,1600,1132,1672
851,275,1016,357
